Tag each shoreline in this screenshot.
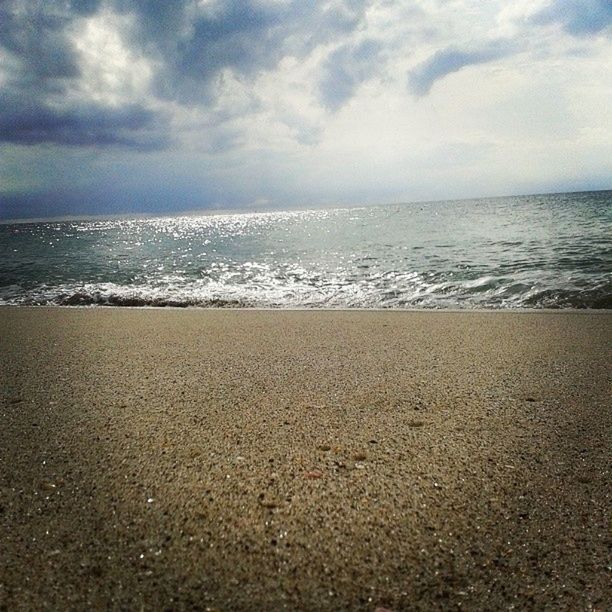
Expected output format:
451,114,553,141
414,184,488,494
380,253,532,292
1,308,610,610
1,304,611,314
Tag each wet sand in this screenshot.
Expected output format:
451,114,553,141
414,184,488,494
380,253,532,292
0,307,610,610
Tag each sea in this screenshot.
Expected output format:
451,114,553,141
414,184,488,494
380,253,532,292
1,191,610,309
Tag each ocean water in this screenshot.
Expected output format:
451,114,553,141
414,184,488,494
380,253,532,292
1,191,610,309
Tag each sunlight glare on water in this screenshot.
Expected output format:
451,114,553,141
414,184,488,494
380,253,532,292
1,192,610,309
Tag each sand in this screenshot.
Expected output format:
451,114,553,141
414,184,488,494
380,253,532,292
0,307,610,611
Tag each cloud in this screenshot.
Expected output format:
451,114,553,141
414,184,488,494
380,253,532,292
115,0,370,103
409,0,611,98
319,39,383,111
408,40,515,97
530,0,612,36
0,0,371,149
0,92,167,150
0,2,80,84
70,0,104,17
0,0,167,149
1,0,610,220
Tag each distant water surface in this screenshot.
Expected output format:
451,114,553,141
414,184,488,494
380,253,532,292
1,191,610,309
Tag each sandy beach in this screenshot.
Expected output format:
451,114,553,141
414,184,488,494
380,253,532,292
0,307,610,610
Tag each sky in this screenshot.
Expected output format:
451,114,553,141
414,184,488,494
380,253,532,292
0,0,610,219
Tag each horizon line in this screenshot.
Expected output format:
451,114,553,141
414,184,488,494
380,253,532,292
1,187,610,225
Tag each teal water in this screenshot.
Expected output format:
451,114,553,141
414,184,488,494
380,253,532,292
1,191,610,309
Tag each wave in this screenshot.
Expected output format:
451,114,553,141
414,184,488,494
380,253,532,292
58,292,252,308
2,193,609,311
1,278,610,309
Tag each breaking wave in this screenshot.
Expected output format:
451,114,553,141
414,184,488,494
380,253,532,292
1,276,610,309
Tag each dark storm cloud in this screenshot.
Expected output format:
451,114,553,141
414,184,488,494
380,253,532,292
0,0,370,149
319,39,383,111
0,92,167,150
408,40,514,97
0,1,80,83
116,0,370,103
0,0,166,149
